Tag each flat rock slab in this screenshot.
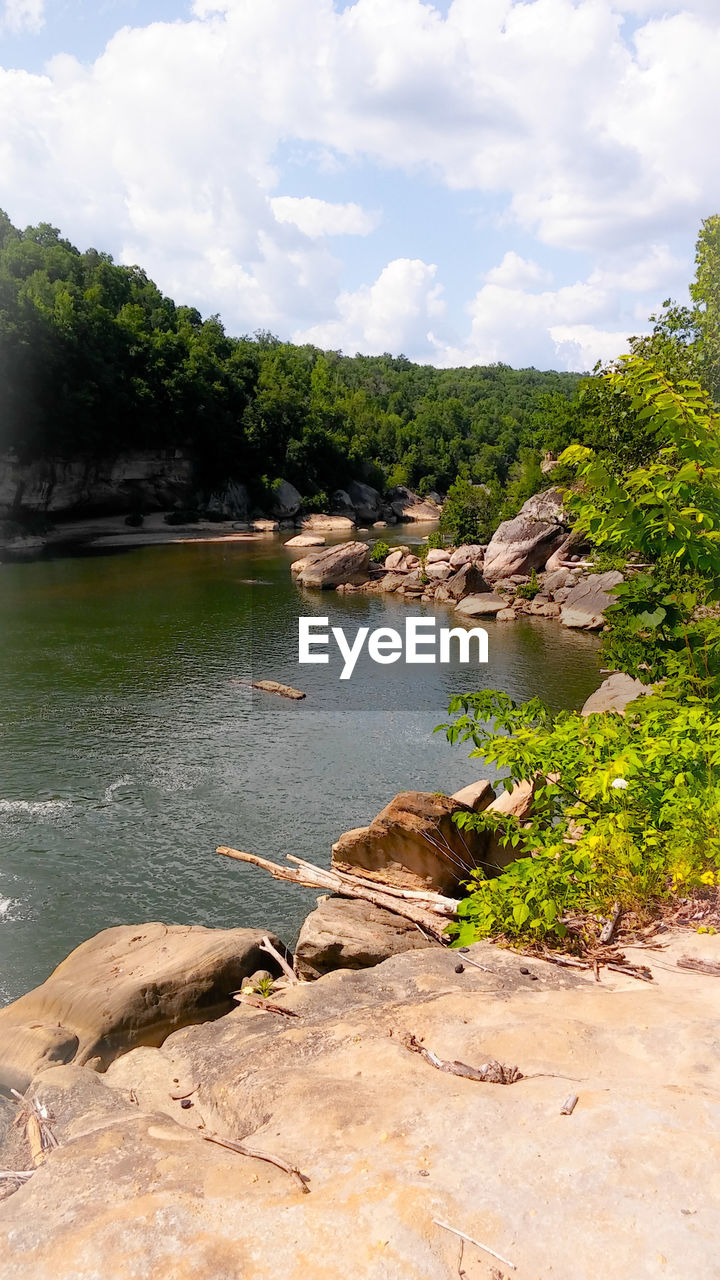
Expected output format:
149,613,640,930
295,540,370,588
2,934,720,1279
283,534,326,548
561,571,623,629
454,593,506,616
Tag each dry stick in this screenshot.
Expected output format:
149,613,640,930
259,934,299,984
433,1220,517,1272
286,855,459,914
401,1033,522,1085
599,902,622,945
217,847,449,942
202,1132,310,1194
0,1170,34,1182
604,961,653,983
458,953,491,973
560,1093,579,1115
677,955,720,978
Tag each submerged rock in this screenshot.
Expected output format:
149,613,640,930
454,592,506,617
284,533,326,548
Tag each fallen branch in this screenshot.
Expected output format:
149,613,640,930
434,1220,516,1272
560,1093,579,1115
217,846,450,942
251,680,306,700
232,992,301,1017
259,935,299,984
0,1170,34,1182
11,1090,58,1167
401,1033,522,1084
604,960,653,983
286,855,459,915
677,955,720,977
202,1132,310,1193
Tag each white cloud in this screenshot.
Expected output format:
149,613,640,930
0,0,717,360
0,0,43,33
295,258,445,358
270,196,380,237
485,252,553,289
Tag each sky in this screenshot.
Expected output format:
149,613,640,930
1,0,719,371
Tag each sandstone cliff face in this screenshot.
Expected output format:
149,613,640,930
0,451,193,519
1,932,719,1280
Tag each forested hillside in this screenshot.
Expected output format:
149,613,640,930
0,210,581,510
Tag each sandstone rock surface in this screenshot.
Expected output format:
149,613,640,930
294,896,435,980
581,672,654,716
443,561,489,600
387,486,441,522
300,514,356,532
2,934,719,1280
450,779,495,812
454,593,506,617
332,791,485,894
294,541,370,588
284,533,325,548
0,924,282,1095
0,451,193,519
560,570,623,629
347,480,383,523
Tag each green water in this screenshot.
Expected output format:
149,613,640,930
0,534,600,1003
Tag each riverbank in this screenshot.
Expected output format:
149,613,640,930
1,922,719,1279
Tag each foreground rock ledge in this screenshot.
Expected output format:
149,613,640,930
1,932,719,1279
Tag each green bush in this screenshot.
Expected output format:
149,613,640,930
370,540,391,564
439,477,500,545
514,569,541,600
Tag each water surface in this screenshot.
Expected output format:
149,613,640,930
0,533,600,1003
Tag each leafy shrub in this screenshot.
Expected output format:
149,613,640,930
426,531,445,550
514,569,541,600
439,477,500,546
370,540,391,564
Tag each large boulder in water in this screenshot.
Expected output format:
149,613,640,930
295,541,371,588
581,672,653,716
560,571,623,630
331,790,485,895
348,480,384,523
0,923,282,1094
294,897,434,980
387,486,441,523
270,480,302,519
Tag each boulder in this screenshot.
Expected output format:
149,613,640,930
347,480,384,523
251,518,280,532
270,480,302,519
542,568,575,596
290,550,326,577
483,488,568,582
531,601,562,617
448,544,485,568
378,572,406,593
544,529,590,573
331,489,355,518
284,533,326,548
331,791,486,894
294,897,434,981
443,562,489,600
372,520,388,529
301,514,356,531
497,607,518,620
560,571,623,629
454,593,506,617
384,548,408,571
426,548,450,564
450,779,495,813
387,486,441,523
581,673,654,717
294,541,371,588
424,562,451,581
0,923,283,1095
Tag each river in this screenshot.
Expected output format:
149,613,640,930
0,529,601,1004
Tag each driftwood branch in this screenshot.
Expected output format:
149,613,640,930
401,1033,522,1084
217,846,451,942
560,1093,579,1115
677,955,720,977
434,1220,517,1271
202,1132,310,1193
259,935,299,984
286,855,459,914
0,1170,34,1182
